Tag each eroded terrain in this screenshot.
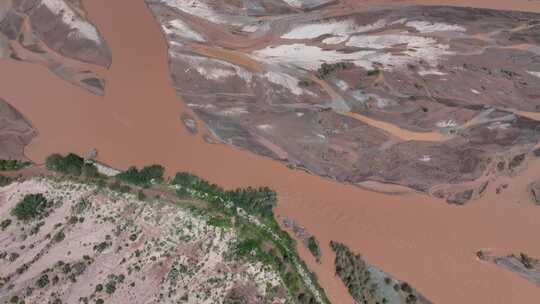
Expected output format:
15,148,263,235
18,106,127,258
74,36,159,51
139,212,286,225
0,0,111,94
147,1,540,201
0,177,291,303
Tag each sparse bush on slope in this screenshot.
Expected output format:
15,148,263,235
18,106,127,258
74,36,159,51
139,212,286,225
11,193,52,221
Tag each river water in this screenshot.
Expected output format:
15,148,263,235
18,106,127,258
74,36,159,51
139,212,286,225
1,0,540,303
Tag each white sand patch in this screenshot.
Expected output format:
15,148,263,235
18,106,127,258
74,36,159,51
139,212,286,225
418,155,431,162
527,70,540,78
160,0,248,27
162,19,205,42
391,18,408,25
419,155,431,162
406,21,466,33
241,24,260,32
374,97,393,108
281,0,304,8
218,107,249,116
322,35,349,44
436,119,458,128
181,55,253,83
257,124,273,131
252,43,374,70
282,19,386,40
187,103,216,109
161,0,225,24
252,40,451,71
346,34,433,49
418,69,447,76
264,71,305,95
41,0,102,44
334,79,349,91
487,122,511,130
346,34,452,66
196,66,237,80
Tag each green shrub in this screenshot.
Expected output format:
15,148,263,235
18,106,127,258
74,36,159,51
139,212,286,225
1,219,12,230
45,153,98,178
95,284,103,292
53,231,65,243
171,172,201,188
207,216,231,228
116,165,164,187
317,62,353,79
307,236,321,260
0,174,13,186
298,79,313,87
235,239,261,256
11,193,51,221
0,159,31,171
36,274,49,288
108,181,131,193
137,190,146,201
105,280,117,294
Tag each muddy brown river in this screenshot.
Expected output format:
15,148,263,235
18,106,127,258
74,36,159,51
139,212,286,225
1,0,540,303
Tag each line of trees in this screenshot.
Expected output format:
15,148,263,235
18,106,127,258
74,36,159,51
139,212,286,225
42,153,276,218
171,172,277,218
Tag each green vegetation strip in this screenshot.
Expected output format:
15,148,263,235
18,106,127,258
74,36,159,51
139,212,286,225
36,153,331,303
170,172,330,304
0,159,31,171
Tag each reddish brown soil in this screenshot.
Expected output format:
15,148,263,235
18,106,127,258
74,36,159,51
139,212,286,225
1,1,540,304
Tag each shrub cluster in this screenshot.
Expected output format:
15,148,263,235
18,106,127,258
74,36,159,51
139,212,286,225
116,165,164,187
171,172,276,218
11,193,52,221
45,153,98,178
317,62,353,79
